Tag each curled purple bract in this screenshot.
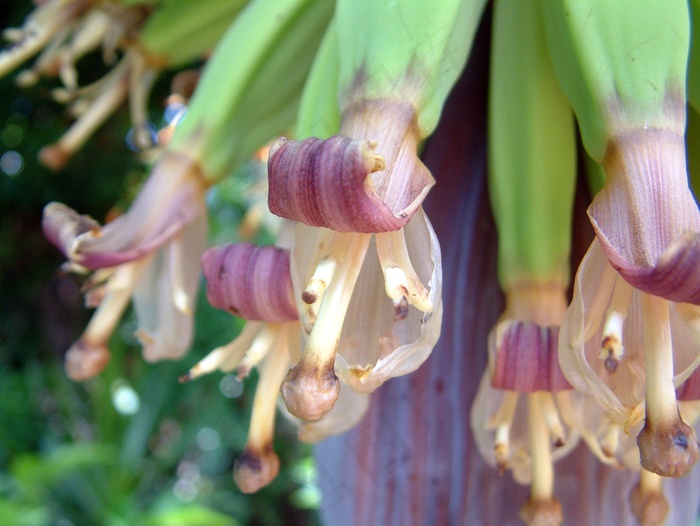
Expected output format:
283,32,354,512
202,243,297,322
490,321,571,392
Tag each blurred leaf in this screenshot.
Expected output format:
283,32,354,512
143,504,239,526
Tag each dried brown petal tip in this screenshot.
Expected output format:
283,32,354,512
494,442,509,474
630,480,669,526
64,339,110,381
280,361,340,422
519,497,563,526
38,144,69,171
637,418,699,477
233,448,280,494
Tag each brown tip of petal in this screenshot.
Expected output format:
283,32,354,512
637,418,699,477
280,361,340,422
393,296,409,321
39,144,69,171
629,481,669,526
301,290,317,304
494,443,509,475
64,340,110,381
519,498,563,526
233,447,280,494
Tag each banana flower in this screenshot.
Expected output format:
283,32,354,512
181,241,368,493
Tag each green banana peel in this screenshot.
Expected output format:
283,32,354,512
335,0,486,137
139,0,248,68
489,0,576,287
689,0,700,114
539,0,690,161
169,0,335,182
295,18,341,140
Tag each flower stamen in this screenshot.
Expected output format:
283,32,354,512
629,469,669,526
520,392,563,526
237,324,279,380
376,229,432,320
599,278,633,373
178,322,263,382
490,390,519,474
39,59,129,170
540,392,566,447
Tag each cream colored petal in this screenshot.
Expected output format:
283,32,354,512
334,208,442,392
559,240,645,424
132,214,206,361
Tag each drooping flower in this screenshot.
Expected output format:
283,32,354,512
470,282,581,526
559,239,700,477
40,0,335,378
1,0,248,170
43,151,208,378
181,241,368,492
268,107,443,422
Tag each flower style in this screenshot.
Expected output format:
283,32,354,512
559,238,700,477
267,99,442,423
42,150,208,379
181,242,369,493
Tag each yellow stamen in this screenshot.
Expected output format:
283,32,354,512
375,228,432,317
179,322,263,382
490,390,519,473
40,59,129,170
540,392,566,447
237,324,280,379
599,277,633,373
637,293,699,477
234,330,289,493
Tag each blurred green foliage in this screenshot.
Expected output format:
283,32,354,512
0,3,320,525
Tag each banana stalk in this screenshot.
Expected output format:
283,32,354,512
294,17,340,140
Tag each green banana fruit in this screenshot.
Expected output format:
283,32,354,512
687,0,700,113
488,0,576,288
138,0,248,68
538,0,689,162
335,0,487,137
294,17,340,140
169,0,335,182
